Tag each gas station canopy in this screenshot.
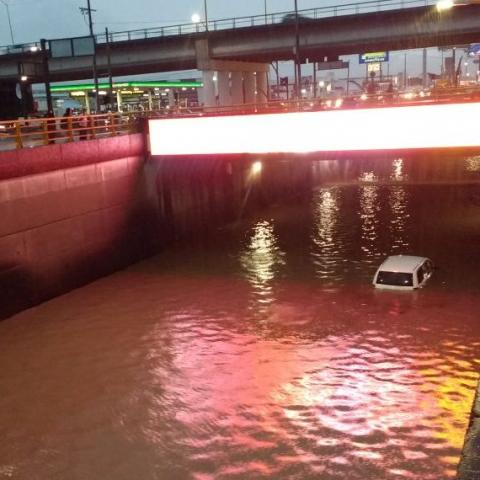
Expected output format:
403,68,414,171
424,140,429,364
51,80,203,92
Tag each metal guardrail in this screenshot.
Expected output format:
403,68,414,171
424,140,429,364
148,86,480,118
0,112,141,151
2,86,480,152
0,0,436,55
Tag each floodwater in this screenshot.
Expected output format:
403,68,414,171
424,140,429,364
1,154,480,480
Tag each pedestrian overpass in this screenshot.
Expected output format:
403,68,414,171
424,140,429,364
148,100,480,156
2,96,480,155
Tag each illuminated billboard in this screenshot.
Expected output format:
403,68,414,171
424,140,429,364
359,52,389,64
149,102,480,156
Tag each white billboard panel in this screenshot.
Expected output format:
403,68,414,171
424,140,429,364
149,102,480,156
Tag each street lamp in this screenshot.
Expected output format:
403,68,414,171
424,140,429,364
437,0,480,10
436,0,454,10
251,161,262,176
0,0,15,44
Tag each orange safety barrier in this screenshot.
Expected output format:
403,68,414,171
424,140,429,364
1,86,480,151
0,112,142,150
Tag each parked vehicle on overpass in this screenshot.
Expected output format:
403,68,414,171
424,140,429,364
281,13,310,23
373,255,434,290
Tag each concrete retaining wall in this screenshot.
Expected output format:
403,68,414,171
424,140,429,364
0,134,159,319
0,138,314,319
153,155,313,239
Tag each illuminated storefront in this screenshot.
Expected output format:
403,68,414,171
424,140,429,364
50,80,203,113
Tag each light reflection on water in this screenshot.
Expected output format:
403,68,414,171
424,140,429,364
465,155,480,172
391,158,408,182
0,157,479,479
311,188,344,283
240,220,285,310
359,180,382,263
389,185,410,253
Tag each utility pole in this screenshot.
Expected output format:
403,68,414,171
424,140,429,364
422,48,427,88
41,39,53,114
294,0,301,100
452,47,456,86
106,27,114,110
0,0,14,44
204,0,208,30
81,0,100,111
264,0,267,23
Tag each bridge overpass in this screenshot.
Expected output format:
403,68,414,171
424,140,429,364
0,0,479,83
1,0,480,112
148,100,480,156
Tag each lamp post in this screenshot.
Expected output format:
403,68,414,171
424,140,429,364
0,0,14,44
436,0,454,11
191,12,201,32
437,0,480,11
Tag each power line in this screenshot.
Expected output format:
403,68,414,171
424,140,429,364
95,19,188,26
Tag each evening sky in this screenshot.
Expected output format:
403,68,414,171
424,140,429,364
0,0,448,81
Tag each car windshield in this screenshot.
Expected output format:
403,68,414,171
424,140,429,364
376,271,413,287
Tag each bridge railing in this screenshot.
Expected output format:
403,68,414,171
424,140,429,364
0,0,436,55
95,0,435,44
0,112,141,151
0,41,42,56
2,85,480,151
147,86,480,119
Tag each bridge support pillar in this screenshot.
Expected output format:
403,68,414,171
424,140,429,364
256,71,268,104
231,71,243,105
116,91,122,112
195,39,269,108
168,89,176,108
244,72,256,105
217,71,232,106
201,70,217,107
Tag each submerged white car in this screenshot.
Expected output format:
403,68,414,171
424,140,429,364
373,255,434,290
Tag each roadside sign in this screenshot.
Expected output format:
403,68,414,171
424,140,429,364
468,44,480,56
359,52,389,64
50,36,95,58
317,60,349,70
367,63,381,73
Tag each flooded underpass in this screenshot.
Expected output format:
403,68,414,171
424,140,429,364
1,153,480,479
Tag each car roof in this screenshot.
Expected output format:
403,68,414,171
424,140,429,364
378,255,429,273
